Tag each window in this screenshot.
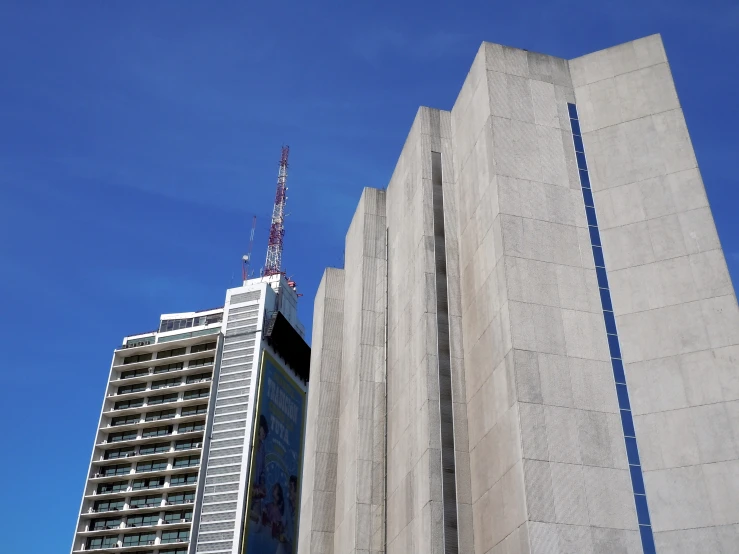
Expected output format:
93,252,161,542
112,414,140,426
97,481,127,494
132,476,165,490
157,347,186,360
114,398,144,410
188,357,214,368
91,517,121,530
123,532,156,546
129,494,162,508
164,510,192,523
145,409,176,422
159,314,221,333
161,529,190,544
166,491,195,505
123,352,153,365
191,341,216,354
126,514,159,527
147,393,178,405
184,388,209,400
100,464,131,477
93,499,124,512
175,439,201,451
186,373,212,384
159,549,188,554
181,404,207,417
117,383,146,395
151,377,181,390
121,367,149,380
105,447,135,460
87,536,118,549
153,362,184,374
178,421,205,434
205,313,222,325
169,473,197,486
136,459,168,473
125,336,154,348
139,442,170,455
173,455,199,468
160,318,194,332
108,430,137,442
142,425,172,438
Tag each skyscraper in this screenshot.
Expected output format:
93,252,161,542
299,35,739,554
72,274,310,554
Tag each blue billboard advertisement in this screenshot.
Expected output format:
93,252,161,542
242,351,306,554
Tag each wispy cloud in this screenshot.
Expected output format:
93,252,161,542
352,28,471,63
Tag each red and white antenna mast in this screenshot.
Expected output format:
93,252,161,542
264,146,289,276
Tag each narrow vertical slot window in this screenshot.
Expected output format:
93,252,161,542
431,151,459,554
567,102,656,554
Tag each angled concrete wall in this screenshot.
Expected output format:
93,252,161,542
571,33,739,553
384,107,473,554
334,188,387,554
299,268,345,554
451,41,640,554
300,33,738,554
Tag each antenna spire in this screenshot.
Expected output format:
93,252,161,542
264,146,289,276
242,215,257,281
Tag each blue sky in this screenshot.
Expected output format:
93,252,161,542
1,1,737,551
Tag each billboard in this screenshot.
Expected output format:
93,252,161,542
242,351,306,554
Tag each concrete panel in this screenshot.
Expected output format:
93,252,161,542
310,33,739,554
300,268,346,554
645,465,713,531
582,466,637,529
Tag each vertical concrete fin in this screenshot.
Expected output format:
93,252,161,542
298,268,345,554
335,187,387,554
571,34,739,553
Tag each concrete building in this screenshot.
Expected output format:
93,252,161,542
299,35,739,554
72,274,310,554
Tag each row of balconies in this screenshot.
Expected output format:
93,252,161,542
90,459,200,484
83,517,191,533
97,428,204,449
87,498,195,515
108,379,211,400
76,535,189,552
90,479,196,499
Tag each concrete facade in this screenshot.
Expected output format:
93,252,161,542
570,36,739,553
299,268,345,554
299,34,739,554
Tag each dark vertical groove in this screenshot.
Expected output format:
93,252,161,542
431,150,459,554
384,226,389,553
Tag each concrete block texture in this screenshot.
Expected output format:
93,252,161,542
334,188,387,554
385,107,473,554
452,39,640,554
572,31,739,544
308,33,737,554
299,268,346,554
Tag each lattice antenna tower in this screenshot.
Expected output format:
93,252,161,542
264,146,289,276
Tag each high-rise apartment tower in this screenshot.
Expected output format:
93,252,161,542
72,274,310,554
299,35,739,554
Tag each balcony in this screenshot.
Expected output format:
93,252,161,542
85,480,196,502
111,343,216,372
96,429,205,452
105,380,211,409
87,463,200,487
164,498,195,507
